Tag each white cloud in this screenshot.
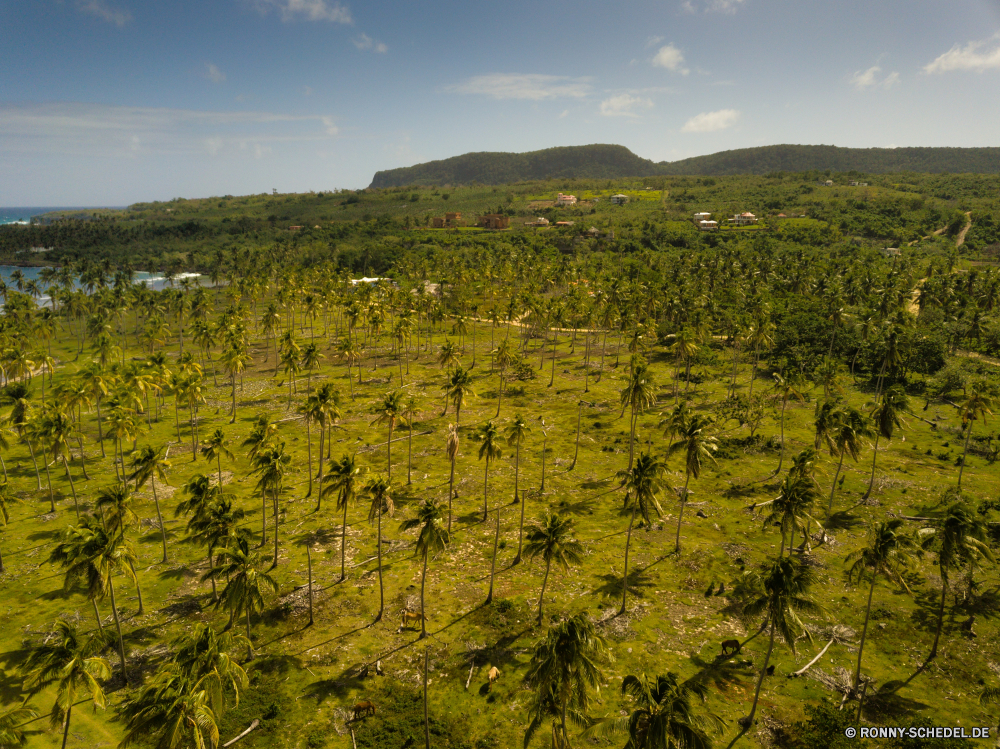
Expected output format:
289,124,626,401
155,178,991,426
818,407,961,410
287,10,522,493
646,35,665,48
445,74,592,100
558,109,570,119
651,45,689,75
850,65,899,90
0,102,341,159
353,33,387,53
77,0,131,27
924,35,1000,74
682,0,746,14
204,63,226,84
599,94,654,118
681,109,741,132
251,0,352,24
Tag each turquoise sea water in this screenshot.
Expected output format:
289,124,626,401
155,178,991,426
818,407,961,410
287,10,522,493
0,266,203,305
0,206,125,225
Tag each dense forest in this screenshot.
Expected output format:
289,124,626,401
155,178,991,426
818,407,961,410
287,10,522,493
368,145,1000,188
0,173,998,749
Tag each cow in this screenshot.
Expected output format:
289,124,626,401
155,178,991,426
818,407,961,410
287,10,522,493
488,666,501,691
401,610,425,630
721,639,741,656
352,701,376,720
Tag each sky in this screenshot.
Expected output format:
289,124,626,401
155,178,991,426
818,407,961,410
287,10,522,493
1,0,1000,205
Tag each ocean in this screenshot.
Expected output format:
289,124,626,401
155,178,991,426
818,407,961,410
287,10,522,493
0,206,125,225
0,266,205,305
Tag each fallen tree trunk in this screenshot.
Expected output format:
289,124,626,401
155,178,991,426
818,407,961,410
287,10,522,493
223,719,260,747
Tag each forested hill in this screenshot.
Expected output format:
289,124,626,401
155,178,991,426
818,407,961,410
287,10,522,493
369,143,1000,186
368,144,663,187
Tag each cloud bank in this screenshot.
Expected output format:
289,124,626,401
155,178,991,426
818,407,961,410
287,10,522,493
681,109,740,132
446,74,592,100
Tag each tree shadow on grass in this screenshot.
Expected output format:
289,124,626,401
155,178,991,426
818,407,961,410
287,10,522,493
909,588,953,636
823,509,866,534
38,585,78,602
139,528,180,546
158,564,197,581
862,689,930,721
552,494,597,517
0,648,29,705
26,527,63,542
685,652,755,695
457,511,485,527
593,567,656,602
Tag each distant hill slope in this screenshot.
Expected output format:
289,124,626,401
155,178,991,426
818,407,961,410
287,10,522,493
369,144,1000,187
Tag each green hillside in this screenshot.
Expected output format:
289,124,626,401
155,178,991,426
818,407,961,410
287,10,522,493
370,144,1000,187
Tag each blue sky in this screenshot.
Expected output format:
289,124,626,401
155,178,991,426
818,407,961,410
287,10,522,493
2,0,999,205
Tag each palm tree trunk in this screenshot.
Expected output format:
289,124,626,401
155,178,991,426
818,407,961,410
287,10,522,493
60,702,72,749
272,489,280,569
96,397,106,457
448,458,455,534
307,544,314,626
423,647,431,749
91,599,104,635
230,373,237,424
305,419,313,497
129,559,144,615
958,423,973,490
927,569,948,663
727,621,777,749
418,552,429,639
387,421,393,481
549,331,557,387
828,448,846,514
619,505,637,616
407,421,413,485
375,505,384,622
675,474,691,553
513,441,520,500
864,432,882,498
43,456,55,513
496,372,504,417
315,427,325,511
61,457,80,519
260,488,268,546
482,461,489,522
628,402,637,472
776,397,787,474
514,489,527,565
537,557,551,624
340,498,349,582
571,405,582,470
246,606,253,660
108,576,128,685
208,545,217,602
26,440,42,491
486,506,500,604
853,571,878,696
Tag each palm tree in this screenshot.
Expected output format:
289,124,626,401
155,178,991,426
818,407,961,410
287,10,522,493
76,362,110,457
0,481,19,575
523,612,610,749
956,379,995,490
620,453,666,615
445,423,460,533
437,339,460,370
323,453,363,582
303,383,341,506
524,513,584,625
187,495,248,604
2,383,41,491
666,413,718,554
476,420,502,522
399,500,450,639
845,519,915,708
364,475,394,622
371,390,403,481
198,429,233,491
300,342,323,392
492,338,515,417
118,667,221,749
771,372,806,475
727,556,820,749
128,445,172,563
218,344,250,424
210,537,278,660
445,366,475,423
251,442,290,569
0,702,38,748
754,474,822,557
919,501,994,663
822,406,872,515
620,362,657,472
402,396,418,485
94,483,146,614
335,336,361,399
21,620,110,749
587,672,725,749
864,386,909,499
505,414,531,504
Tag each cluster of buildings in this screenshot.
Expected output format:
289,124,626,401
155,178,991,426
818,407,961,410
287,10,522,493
692,211,758,230
428,211,510,230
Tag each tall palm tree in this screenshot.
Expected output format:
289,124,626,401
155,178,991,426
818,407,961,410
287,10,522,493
0,481,20,574
445,366,476,423
128,445,172,563
476,420,502,522
251,442,290,569
771,372,806,475
587,672,725,749
21,620,110,749
524,513,584,625
505,414,531,504
200,428,234,489
727,557,820,749
364,475,394,622
371,390,403,481
302,383,341,506
209,537,278,660
620,453,666,616
76,362,110,457
118,666,221,749
402,396,418,485
399,500,449,639
187,496,248,605
845,519,915,708
492,338,515,417
2,383,41,491
919,501,994,663
822,406,872,515
754,474,822,557
323,453,363,582
218,344,250,425
666,413,718,554
620,362,657,472
335,336,361,399
864,386,909,499
956,379,995,490
445,423,460,533
523,613,610,749
94,482,146,614
437,339,460,370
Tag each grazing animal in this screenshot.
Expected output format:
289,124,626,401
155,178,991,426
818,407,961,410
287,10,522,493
375,659,384,676
401,610,426,629
696,509,708,519
488,666,501,691
721,639,741,656
766,665,775,676
704,582,715,598
715,582,725,596
352,701,376,720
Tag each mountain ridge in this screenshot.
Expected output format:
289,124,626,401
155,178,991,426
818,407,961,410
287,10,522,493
369,143,1000,187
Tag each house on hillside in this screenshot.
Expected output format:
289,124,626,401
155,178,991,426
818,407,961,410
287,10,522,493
525,217,550,227
477,214,510,230
881,247,901,258
727,212,758,226
556,193,578,206
610,194,630,205
555,221,575,227
693,212,712,222
432,212,463,228
698,220,719,231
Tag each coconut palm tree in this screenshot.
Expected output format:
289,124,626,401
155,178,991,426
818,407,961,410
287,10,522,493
218,343,250,425
726,556,820,749
401,396,418,485
0,481,20,574
956,379,995,490
302,384,341,506
94,483,146,614
620,362,657,472
76,361,110,457
300,342,323,392
371,390,403,481
919,501,994,663
128,445,172,563
364,474,394,622
771,372,806,475
864,386,909,499
666,413,718,554
523,612,610,749
620,452,666,616
524,513,584,625
845,519,915,709
187,495,248,605
754,474,823,557
437,339,460,370
0,702,38,748
444,366,475,423
492,338,515,417
118,666,221,749
209,537,278,660
335,336,361,399
199,429,233,490
445,423,460,533
505,414,530,504
476,420,502,522
2,383,41,491
21,620,110,749
822,405,872,515
587,672,725,749
399,500,449,639
251,442,290,569
323,453,363,582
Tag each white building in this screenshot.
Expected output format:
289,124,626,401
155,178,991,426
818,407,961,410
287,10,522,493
555,193,578,206
727,212,758,226
693,212,712,222
698,220,719,231
880,247,901,258
610,194,630,205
